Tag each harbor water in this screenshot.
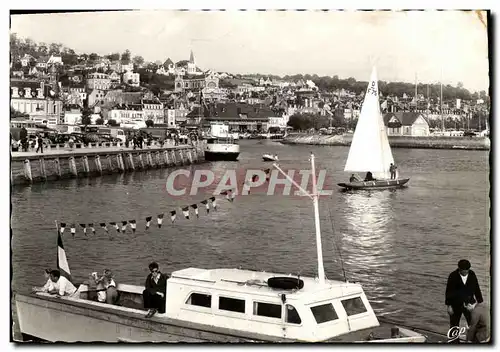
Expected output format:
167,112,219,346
11,139,490,337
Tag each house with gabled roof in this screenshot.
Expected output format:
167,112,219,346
383,112,430,136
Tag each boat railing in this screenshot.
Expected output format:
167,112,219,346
170,275,216,284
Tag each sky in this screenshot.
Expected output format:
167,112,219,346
10,10,490,92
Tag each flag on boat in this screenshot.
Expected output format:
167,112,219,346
209,196,217,211
60,223,66,234
109,222,120,233
88,223,96,235
121,221,128,233
57,228,72,283
157,214,164,228
200,199,210,213
79,224,87,236
70,224,76,237
170,210,176,223
129,220,137,233
182,206,190,219
145,216,152,230
100,222,108,233
191,204,199,218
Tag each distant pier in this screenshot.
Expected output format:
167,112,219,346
10,141,206,186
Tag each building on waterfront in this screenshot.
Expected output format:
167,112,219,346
188,102,278,132
10,79,63,126
383,112,430,136
86,72,111,90
175,73,219,93
142,98,164,124
108,103,144,123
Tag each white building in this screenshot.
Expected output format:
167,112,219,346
123,71,140,87
142,99,164,124
108,104,144,123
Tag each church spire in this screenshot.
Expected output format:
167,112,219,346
189,50,195,64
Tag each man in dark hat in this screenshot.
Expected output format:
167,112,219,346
445,260,483,331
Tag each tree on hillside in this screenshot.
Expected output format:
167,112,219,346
95,118,104,125
145,119,154,127
121,49,131,63
106,52,120,61
38,43,48,55
49,43,63,55
133,55,144,67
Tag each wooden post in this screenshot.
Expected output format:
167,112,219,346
116,154,124,172
179,149,185,165
39,158,47,181
56,144,60,150
107,155,113,173
164,150,170,166
82,155,90,174
128,153,135,170
68,156,78,177
170,150,177,165
54,158,61,178
187,149,193,164
155,151,161,168
95,155,102,175
138,154,145,169
23,159,33,183
146,152,154,168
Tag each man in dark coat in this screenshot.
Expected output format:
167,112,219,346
143,261,168,318
445,260,483,331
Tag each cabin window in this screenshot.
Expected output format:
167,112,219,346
186,293,212,308
219,296,245,313
310,303,338,324
253,302,281,319
341,297,367,316
286,305,301,324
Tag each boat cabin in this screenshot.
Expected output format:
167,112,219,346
206,136,238,145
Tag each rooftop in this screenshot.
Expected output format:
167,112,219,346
170,267,363,298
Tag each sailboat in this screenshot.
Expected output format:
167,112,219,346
337,67,410,190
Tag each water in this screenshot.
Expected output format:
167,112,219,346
11,140,490,336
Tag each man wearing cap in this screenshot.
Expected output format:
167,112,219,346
445,259,483,330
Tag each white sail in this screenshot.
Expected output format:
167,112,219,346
344,67,394,179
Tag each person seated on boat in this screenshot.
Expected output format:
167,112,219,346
143,262,169,318
32,269,55,293
364,171,376,181
95,269,119,305
48,269,83,298
464,296,490,343
349,174,363,183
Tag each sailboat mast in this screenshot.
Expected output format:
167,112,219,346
310,153,325,285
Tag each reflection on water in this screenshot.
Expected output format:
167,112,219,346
340,190,400,315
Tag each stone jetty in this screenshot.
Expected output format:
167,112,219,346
281,134,490,150
10,141,206,186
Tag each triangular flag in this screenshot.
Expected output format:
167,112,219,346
57,228,72,283
157,214,164,228
60,223,66,234
129,220,137,233
209,196,217,211
264,168,271,181
191,204,199,218
88,223,95,235
80,223,87,236
145,216,152,230
110,222,120,233
100,222,108,233
170,210,176,223
121,221,128,233
182,206,190,220
70,224,76,237
201,199,210,214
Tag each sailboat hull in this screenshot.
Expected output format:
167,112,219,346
337,178,410,190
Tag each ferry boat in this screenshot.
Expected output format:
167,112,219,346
14,154,446,343
204,124,240,161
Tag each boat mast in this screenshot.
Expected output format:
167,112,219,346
272,153,325,285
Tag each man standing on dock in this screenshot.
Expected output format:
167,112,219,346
445,259,483,340
143,262,168,318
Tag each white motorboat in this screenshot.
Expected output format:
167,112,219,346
262,154,279,162
14,154,443,343
204,124,240,161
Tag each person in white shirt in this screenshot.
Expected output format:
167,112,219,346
94,269,119,305
48,270,81,298
32,269,55,293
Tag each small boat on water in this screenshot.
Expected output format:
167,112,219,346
338,67,409,191
262,154,279,162
15,154,446,343
204,124,240,161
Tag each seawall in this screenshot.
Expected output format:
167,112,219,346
10,141,206,186
281,134,490,150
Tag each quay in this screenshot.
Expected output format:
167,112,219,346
281,134,491,151
10,141,206,186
